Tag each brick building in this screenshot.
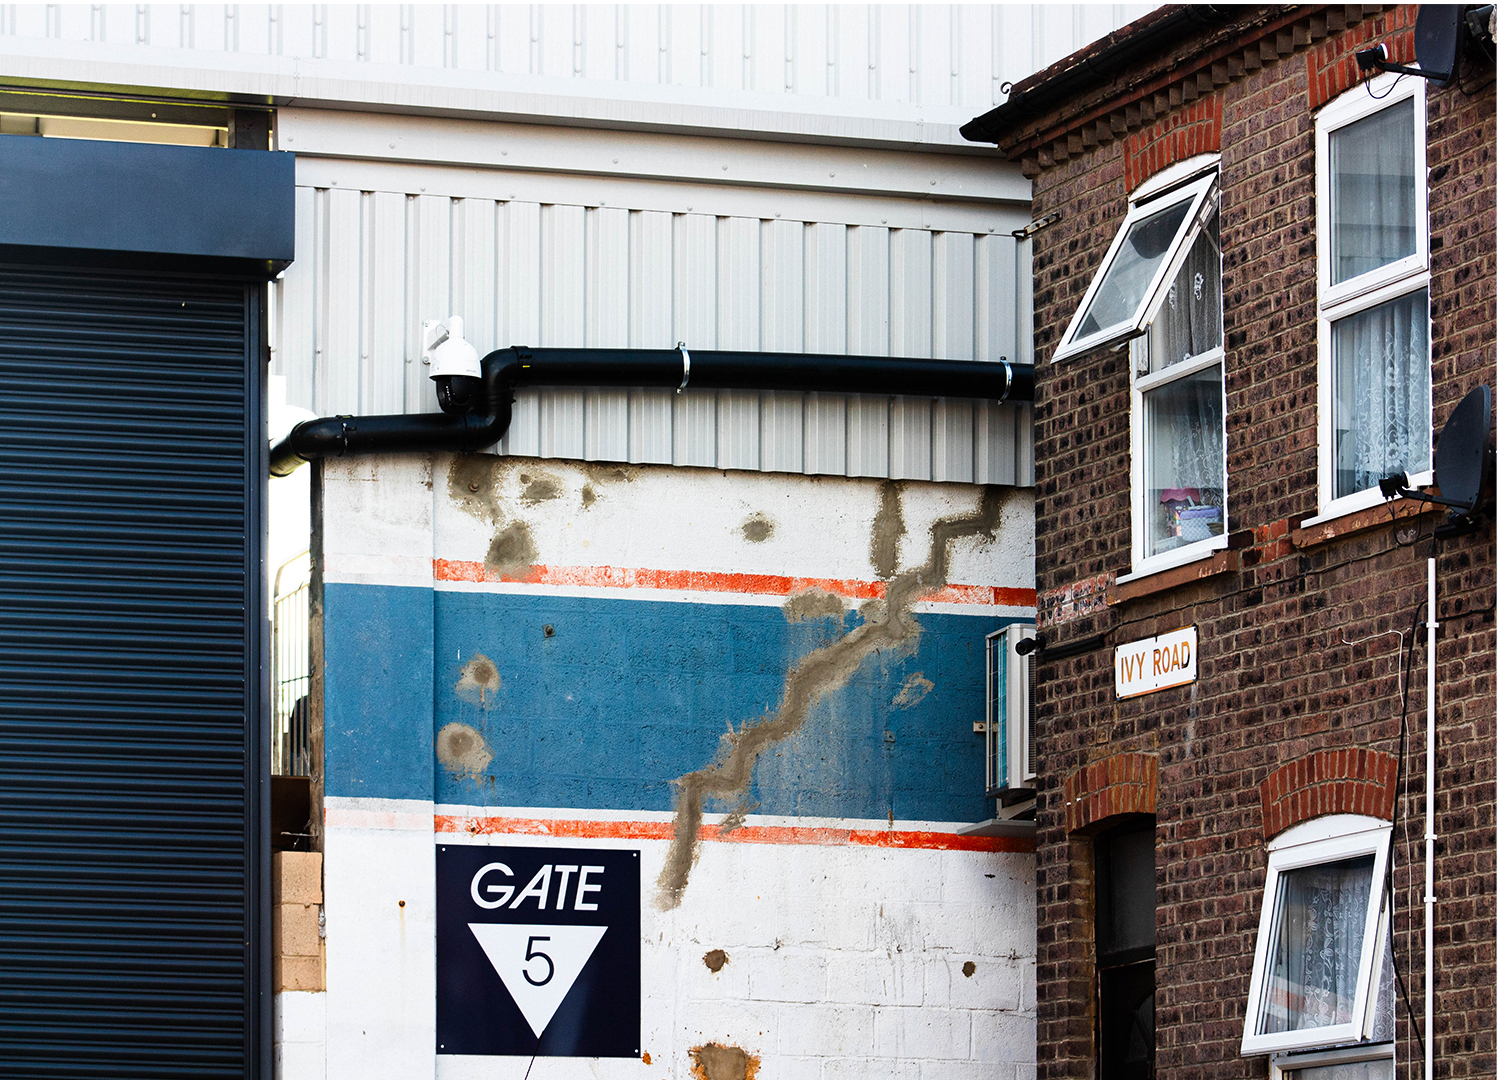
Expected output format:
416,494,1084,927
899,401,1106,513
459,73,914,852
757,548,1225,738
963,6,1494,1080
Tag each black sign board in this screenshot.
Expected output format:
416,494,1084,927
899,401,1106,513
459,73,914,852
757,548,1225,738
436,844,640,1058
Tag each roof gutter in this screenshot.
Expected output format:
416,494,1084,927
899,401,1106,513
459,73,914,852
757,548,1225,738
960,4,1243,146
269,346,1035,477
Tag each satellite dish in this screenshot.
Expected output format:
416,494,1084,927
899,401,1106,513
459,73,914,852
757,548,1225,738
1415,5,1465,86
1433,384,1493,517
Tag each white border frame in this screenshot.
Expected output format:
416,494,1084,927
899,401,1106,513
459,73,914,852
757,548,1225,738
1270,1041,1395,1080
984,624,1036,793
1052,171,1218,363
1314,73,1431,519
1241,815,1393,1056
1125,156,1227,577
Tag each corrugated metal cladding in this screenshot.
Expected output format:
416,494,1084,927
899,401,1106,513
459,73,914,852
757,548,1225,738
0,4,1150,113
0,265,261,1077
275,185,1037,486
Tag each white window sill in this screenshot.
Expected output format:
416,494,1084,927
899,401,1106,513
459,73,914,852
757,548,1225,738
1116,534,1230,585
1302,471,1434,529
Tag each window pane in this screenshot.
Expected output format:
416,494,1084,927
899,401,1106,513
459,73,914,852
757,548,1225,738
1332,289,1430,499
1258,855,1375,1035
1075,197,1194,340
1330,98,1416,285
1286,1056,1395,1080
1143,365,1225,558
1148,206,1222,372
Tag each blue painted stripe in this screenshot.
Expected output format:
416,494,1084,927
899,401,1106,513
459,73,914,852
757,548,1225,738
324,583,1023,823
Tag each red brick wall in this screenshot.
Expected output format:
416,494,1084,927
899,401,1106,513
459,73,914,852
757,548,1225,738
1260,748,1398,838
1024,8,1495,1080
1064,752,1159,834
1124,97,1224,192
1306,5,1417,109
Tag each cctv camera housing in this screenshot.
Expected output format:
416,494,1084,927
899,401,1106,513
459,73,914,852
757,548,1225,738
424,315,484,414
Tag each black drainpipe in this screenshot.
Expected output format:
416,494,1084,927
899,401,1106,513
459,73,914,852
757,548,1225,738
269,346,1035,477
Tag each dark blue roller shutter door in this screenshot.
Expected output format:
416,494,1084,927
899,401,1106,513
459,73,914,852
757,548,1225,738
0,263,262,1077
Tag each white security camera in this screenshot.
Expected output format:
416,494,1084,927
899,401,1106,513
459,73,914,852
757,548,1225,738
422,315,482,413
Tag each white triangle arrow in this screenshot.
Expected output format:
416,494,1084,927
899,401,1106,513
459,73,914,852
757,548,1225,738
468,923,609,1040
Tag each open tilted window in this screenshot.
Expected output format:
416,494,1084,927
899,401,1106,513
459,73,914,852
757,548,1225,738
1242,815,1392,1057
1071,157,1227,579
1052,168,1219,363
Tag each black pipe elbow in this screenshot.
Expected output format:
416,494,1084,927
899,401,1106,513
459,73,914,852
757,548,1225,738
269,348,520,476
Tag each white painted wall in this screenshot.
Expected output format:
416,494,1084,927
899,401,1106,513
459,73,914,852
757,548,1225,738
316,800,1035,1080
290,454,1038,1079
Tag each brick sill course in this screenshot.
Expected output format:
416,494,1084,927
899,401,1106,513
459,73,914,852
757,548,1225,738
1291,498,1441,549
1106,549,1240,605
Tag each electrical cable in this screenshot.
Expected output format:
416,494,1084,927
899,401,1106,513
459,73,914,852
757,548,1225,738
1387,600,1428,1067
1365,70,1407,99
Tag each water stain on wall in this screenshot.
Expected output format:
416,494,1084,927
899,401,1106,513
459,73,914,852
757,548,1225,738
891,671,934,710
655,487,1004,910
486,522,537,578
782,588,846,624
447,454,507,524
518,472,562,506
436,722,493,780
740,514,774,543
454,653,500,706
689,1043,758,1080
870,480,907,579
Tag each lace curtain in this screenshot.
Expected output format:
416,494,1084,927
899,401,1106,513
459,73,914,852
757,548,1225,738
1262,856,1375,1034
1330,98,1417,285
1333,290,1430,499
1149,212,1222,372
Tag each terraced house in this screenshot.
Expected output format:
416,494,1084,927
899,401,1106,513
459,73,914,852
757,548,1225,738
963,5,1494,1080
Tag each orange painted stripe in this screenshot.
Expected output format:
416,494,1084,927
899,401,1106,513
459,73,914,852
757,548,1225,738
433,558,1036,609
434,814,1035,854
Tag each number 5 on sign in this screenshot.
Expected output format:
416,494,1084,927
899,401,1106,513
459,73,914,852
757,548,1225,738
468,924,609,1039
523,936,553,986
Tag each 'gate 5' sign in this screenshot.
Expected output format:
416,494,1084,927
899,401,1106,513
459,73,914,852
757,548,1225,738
1114,625,1198,699
436,844,639,1058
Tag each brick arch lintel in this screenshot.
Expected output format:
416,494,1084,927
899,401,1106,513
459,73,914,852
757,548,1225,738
1260,748,1398,840
1063,752,1158,835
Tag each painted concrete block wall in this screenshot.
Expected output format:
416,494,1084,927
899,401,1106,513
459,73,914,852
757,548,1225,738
302,452,1037,1079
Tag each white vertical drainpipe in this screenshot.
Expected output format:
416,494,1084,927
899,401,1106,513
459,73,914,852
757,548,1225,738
1424,556,1436,1080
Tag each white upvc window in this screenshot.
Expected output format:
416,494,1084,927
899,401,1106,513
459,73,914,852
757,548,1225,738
1106,158,1228,577
1052,167,1220,363
1314,73,1430,520
1242,815,1393,1057
1271,1043,1395,1080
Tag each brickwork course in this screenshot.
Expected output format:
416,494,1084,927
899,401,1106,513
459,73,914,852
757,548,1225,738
967,5,1494,1080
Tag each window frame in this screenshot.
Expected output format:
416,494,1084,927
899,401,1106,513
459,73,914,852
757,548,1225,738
985,623,1036,797
1241,815,1393,1057
1122,157,1227,577
1313,73,1431,520
1052,169,1220,363
1269,1041,1395,1080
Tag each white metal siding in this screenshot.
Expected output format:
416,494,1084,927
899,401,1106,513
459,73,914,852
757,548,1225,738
0,5,1149,112
274,163,1035,485
0,5,1153,150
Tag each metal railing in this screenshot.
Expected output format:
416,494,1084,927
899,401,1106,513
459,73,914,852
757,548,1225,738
272,552,312,777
